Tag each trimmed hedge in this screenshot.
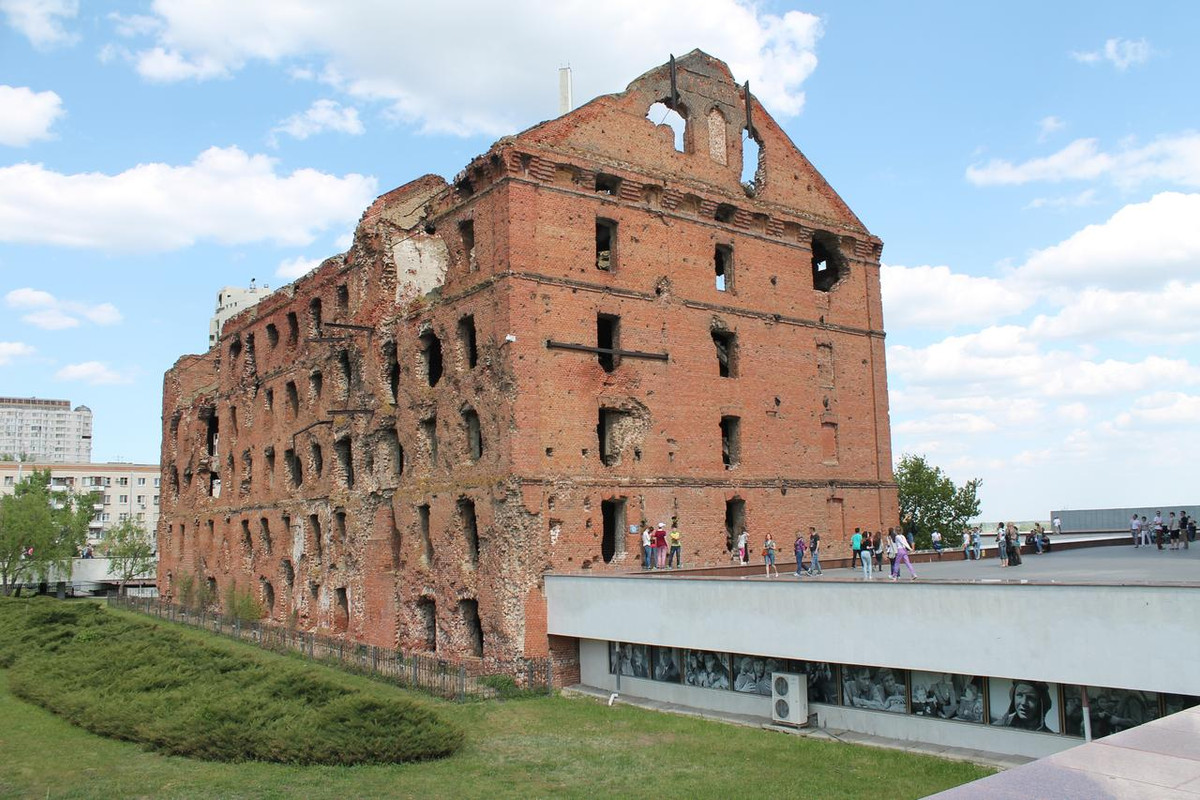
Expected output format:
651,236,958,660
0,598,463,764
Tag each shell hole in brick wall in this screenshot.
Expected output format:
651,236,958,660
647,102,686,152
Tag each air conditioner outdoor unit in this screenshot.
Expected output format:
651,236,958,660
771,672,807,727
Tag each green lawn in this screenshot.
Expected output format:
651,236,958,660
0,602,993,799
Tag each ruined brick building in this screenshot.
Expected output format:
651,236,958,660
158,51,897,674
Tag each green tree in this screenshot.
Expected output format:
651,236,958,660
0,469,97,595
102,517,157,596
895,454,981,548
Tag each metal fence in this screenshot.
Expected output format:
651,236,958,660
107,594,553,701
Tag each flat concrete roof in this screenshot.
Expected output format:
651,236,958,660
928,705,1200,799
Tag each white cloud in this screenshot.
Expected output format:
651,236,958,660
111,0,822,136
1025,281,1200,344
0,0,77,48
0,341,35,365
1037,115,1065,141
276,255,322,280
881,264,1033,328
272,99,364,143
0,85,65,146
1024,189,1097,210
966,133,1200,188
54,361,133,385
0,146,377,252
5,288,124,329
1071,37,1151,71
1014,192,1200,290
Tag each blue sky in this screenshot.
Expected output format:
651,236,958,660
2,0,1197,521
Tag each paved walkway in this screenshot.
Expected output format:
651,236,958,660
562,684,1032,770
744,538,1200,586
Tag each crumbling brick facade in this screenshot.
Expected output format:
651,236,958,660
158,51,897,672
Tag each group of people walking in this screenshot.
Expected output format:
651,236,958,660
1131,510,1195,550
848,527,918,581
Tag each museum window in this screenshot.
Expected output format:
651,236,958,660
714,244,733,292
459,220,476,270
286,312,299,346
421,416,438,466
720,415,741,469
334,509,346,543
418,503,433,565
266,322,279,348
712,329,737,378
595,173,621,195
240,519,252,553
260,517,273,555
463,407,483,461
310,370,323,402
596,313,620,373
600,497,626,564
334,435,355,488
420,330,443,387
459,497,479,567
335,283,349,313
460,599,484,657
811,232,845,292
263,446,275,484
205,413,219,458
457,315,477,368
382,341,400,403
597,408,627,467
417,597,437,651
725,497,746,553
228,335,242,363
595,218,616,271
282,559,294,589
384,428,404,478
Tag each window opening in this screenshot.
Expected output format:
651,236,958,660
334,435,354,488
263,446,275,483
385,428,404,478
266,323,279,348
595,219,616,271
647,101,686,152
720,415,741,469
309,297,323,338
418,503,433,565
460,599,483,657
334,509,346,543
595,173,621,195
811,233,844,292
597,408,626,466
285,380,299,416
310,370,323,402
336,283,349,312
712,329,737,377
310,441,323,477
282,559,294,589
335,587,348,631
421,416,438,465
741,129,762,196
205,413,219,458
309,513,323,560
286,312,299,346
337,349,352,398
596,313,619,372
262,580,275,615
459,497,479,567
285,448,302,487
260,517,272,555
229,335,242,362
264,387,274,412
420,331,443,387
383,341,400,403
725,497,746,553
463,408,482,460
714,244,733,292
417,597,437,651
459,220,476,270
458,315,477,368
600,497,626,564
240,519,252,552
715,203,736,223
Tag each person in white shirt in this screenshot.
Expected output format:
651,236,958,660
889,530,918,581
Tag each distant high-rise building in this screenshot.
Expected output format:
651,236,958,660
0,397,93,463
209,280,273,347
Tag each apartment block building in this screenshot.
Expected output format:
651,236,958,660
0,397,93,463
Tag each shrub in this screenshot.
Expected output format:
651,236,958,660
0,597,463,765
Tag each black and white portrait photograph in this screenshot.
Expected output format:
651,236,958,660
789,661,839,705
909,672,985,723
613,642,649,679
842,665,907,713
1062,686,1157,738
652,646,682,683
683,649,730,690
989,678,1059,733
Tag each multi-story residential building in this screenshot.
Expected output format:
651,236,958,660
0,397,93,463
209,280,274,347
0,461,161,544
159,51,896,676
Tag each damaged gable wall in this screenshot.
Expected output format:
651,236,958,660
159,51,897,683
